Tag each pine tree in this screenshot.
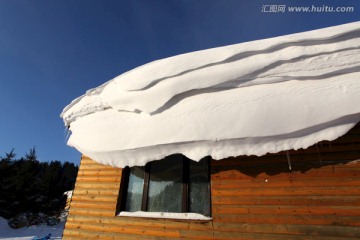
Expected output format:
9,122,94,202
25,147,37,161
1,148,16,161
0,148,78,220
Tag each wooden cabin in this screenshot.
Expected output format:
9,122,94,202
63,122,360,239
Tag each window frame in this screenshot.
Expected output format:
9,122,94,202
116,155,211,217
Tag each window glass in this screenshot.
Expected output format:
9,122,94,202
189,158,210,216
120,154,211,217
147,156,183,212
125,167,144,212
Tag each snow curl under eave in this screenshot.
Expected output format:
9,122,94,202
61,21,360,168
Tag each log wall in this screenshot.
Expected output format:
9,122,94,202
63,124,360,239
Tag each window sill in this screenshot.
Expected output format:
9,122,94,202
118,211,212,221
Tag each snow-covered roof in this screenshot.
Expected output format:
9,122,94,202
61,21,360,168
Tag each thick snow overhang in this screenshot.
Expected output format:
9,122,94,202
61,21,360,168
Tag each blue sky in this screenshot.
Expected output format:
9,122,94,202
0,0,359,165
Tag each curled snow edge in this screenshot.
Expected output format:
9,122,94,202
61,21,360,168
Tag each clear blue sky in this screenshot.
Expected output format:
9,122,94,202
0,0,359,165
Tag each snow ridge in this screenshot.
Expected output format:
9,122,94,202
61,22,360,167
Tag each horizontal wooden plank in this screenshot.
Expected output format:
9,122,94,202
70,201,116,210
65,222,181,238
66,215,165,229
212,151,360,167
211,169,360,181
79,159,100,165
75,182,120,190
76,176,122,183
208,231,355,240
211,178,360,189
79,164,121,171
211,231,358,240
212,159,360,169
80,156,105,164
212,205,360,216
79,161,122,170
73,189,119,196
212,149,360,168
212,195,360,206
213,213,360,227
179,229,214,239
63,228,165,240
63,229,112,240
69,207,115,217
212,186,360,197
78,158,122,169
71,194,118,203
77,169,122,177
212,163,360,175
212,222,360,237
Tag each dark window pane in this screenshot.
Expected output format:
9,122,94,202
189,157,210,216
147,155,183,212
125,167,144,212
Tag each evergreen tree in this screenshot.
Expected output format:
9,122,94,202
3,148,16,161
25,147,37,161
0,148,78,219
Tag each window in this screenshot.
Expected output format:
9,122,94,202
118,154,211,217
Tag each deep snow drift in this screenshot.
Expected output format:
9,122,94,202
61,21,360,168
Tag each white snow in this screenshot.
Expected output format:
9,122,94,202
61,21,360,168
118,211,211,220
0,217,64,240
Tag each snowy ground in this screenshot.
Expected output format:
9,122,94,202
0,217,64,240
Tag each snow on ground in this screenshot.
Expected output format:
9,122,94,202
0,217,64,240
61,21,360,168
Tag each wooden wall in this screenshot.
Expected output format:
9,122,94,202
63,124,360,239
